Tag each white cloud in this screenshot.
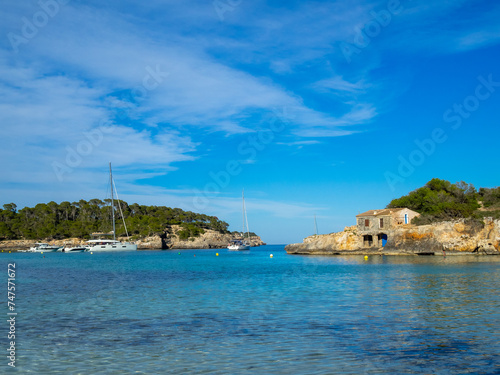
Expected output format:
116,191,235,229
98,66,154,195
2,1,377,139
313,76,370,94
277,140,321,147
375,1,500,55
456,29,500,50
0,59,196,190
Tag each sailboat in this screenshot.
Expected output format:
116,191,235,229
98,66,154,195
85,163,137,252
228,190,251,251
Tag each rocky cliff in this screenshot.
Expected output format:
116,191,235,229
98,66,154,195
285,226,362,255
285,219,500,255
136,225,265,250
0,226,265,251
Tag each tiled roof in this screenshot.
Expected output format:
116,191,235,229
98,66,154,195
356,208,404,217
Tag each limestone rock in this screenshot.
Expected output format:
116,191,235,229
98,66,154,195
162,225,264,249
286,226,362,254
286,219,500,255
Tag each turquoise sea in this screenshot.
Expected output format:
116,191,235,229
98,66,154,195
2,245,500,374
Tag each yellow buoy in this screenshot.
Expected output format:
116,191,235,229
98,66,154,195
91,252,93,254
41,252,43,254
270,254,273,258
364,255,368,260
216,253,219,256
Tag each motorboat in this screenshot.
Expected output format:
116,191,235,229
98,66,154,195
29,243,63,252
62,246,88,253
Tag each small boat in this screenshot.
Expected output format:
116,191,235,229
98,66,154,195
29,243,63,252
228,190,251,251
62,246,88,253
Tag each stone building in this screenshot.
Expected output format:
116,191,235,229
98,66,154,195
356,208,420,248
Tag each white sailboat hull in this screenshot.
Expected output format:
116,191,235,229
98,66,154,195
86,240,137,252
228,244,250,251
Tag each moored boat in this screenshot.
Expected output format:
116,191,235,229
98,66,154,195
228,239,250,251
85,239,137,252
228,190,252,251
29,243,63,252
62,246,88,253
86,163,137,252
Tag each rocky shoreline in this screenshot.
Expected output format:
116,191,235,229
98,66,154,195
285,219,500,256
0,225,265,251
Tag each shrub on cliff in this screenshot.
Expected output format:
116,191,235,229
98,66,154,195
478,187,500,208
178,223,205,240
387,178,480,224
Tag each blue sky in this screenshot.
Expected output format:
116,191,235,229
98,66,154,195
1,0,500,244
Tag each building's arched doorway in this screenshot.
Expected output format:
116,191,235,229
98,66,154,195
378,233,388,247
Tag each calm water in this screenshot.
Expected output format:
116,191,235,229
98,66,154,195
2,245,500,374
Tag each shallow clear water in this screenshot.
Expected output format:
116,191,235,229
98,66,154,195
2,245,500,374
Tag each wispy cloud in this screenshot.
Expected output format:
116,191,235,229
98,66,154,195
456,29,500,50
277,140,321,147
313,76,370,94
375,1,500,54
0,0,384,197
2,2,371,138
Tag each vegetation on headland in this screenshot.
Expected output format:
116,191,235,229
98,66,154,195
387,178,500,225
0,200,230,241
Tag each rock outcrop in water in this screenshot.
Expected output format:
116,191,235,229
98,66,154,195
285,219,500,256
136,225,265,250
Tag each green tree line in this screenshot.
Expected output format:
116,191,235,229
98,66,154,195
387,178,500,225
0,200,229,240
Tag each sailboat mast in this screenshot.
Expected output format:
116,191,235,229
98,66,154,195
242,189,245,237
109,162,116,240
314,214,318,235
243,190,250,240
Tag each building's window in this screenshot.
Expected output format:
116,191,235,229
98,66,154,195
380,218,384,228
365,219,370,227
358,219,363,226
